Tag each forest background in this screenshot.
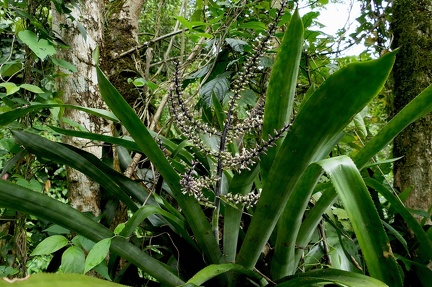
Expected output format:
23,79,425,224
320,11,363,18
0,0,431,286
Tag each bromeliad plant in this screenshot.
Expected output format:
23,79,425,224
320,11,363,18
1,5,432,287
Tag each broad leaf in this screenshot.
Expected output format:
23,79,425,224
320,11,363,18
238,21,267,31
19,84,44,94
61,246,85,274
84,238,111,274
51,57,78,73
0,82,20,96
31,235,68,256
0,181,184,286
18,30,56,59
200,72,231,105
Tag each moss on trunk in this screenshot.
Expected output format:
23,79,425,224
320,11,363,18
391,0,432,221
101,0,144,106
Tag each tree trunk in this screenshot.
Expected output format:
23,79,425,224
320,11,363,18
52,0,146,218
102,0,146,106
52,0,110,216
391,0,432,223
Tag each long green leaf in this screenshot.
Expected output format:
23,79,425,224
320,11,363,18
317,156,402,287
50,126,142,151
186,263,264,286
270,164,323,278
0,104,119,127
365,177,432,261
12,131,138,211
0,273,126,287
223,165,259,261
294,188,337,266
353,83,432,168
271,133,342,279
120,205,198,251
13,132,180,230
0,181,184,286
236,51,397,270
96,67,223,265
223,167,261,287
49,126,194,164
261,8,303,182
273,269,389,287
290,82,432,272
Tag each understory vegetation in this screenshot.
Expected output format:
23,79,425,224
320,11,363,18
0,0,431,286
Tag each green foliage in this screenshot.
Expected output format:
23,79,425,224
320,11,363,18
29,233,111,276
17,30,56,60
60,246,85,274
1,1,432,286
0,273,127,286
84,238,110,274
31,235,68,256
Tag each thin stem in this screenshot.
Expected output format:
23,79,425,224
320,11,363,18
213,86,242,240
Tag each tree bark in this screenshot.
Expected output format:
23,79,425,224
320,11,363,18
52,0,110,216
391,0,432,223
102,0,146,106
52,0,146,218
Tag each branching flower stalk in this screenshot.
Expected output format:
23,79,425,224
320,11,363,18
169,1,291,241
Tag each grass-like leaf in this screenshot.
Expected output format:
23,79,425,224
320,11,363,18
273,269,389,287
0,273,127,286
365,177,432,261
0,104,119,127
261,8,303,181
96,67,223,266
0,181,184,286
186,263,264,286
12,131,139,211
237,50,397,271
317,156,402,286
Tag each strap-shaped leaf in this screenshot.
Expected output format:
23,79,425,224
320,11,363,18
365,177,432,261
274,269,389,287
292,82,432,272
236,50,397,271
223,165,260,264
273,84,432,279
0,181,184,286
317,156,402,286
186,263,264,286
271,133,342,279
0,273,126,287
261,8,304,181
353,83,432,168
96,67,223,266
49,126,194,164
0,104,119,127
12,130,138,211
120,205,197,251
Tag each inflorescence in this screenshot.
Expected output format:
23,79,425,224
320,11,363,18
169,1,291,208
